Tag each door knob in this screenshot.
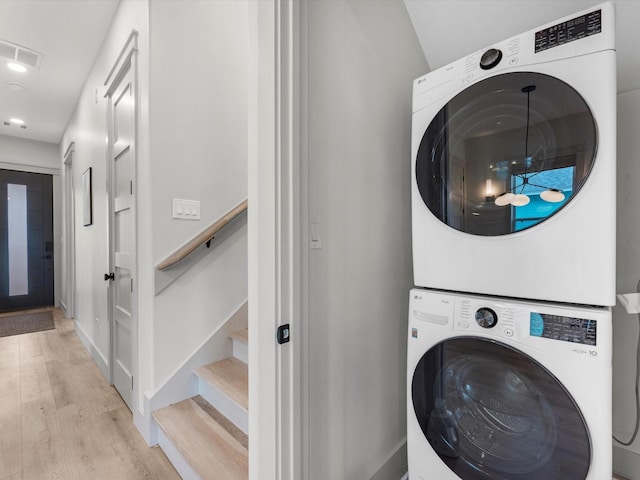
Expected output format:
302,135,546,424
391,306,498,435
104,272,115,281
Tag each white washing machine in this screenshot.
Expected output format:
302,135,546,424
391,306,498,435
411,3,616,306
407,288,612,480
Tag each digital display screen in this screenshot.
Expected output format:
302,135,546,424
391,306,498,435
535,9,602,53
530,313,596,346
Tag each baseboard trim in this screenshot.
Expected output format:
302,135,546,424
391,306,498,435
74,320,109,381
369,438,407,480
614,444,640,480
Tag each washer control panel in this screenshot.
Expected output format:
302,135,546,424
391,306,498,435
458,298,516,338
530,312,597,346
454,295,601,347
408,289,611,363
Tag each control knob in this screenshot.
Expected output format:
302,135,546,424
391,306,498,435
479,48,502,70
475,307,498,328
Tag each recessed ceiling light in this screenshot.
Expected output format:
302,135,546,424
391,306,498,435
7,62,27,73
9,118,24,125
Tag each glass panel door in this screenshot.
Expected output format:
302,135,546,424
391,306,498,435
412,337,591,479
415,72,597,236
0,169,54,312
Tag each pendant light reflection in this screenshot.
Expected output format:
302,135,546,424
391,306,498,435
540,188,565,203
511,194,530,207
494,192,514,206
492,84,566,209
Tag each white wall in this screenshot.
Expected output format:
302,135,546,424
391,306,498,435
613,88,640,478
148,0,248,389
305,1,427,478
0,135,59,173
60,0,149,379
60,0,248,429
59,0,248,434
0,134,62,308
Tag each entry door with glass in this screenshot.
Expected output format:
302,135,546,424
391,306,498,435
0,169,54,312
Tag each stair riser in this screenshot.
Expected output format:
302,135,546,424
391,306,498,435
157,427,202,480
232,339,248,364
199,378,248,435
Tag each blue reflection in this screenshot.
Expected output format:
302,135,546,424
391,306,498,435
513,166,574,231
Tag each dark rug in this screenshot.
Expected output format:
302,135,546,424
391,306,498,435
0,310,55,338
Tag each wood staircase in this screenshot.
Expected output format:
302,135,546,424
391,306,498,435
153,329,248,479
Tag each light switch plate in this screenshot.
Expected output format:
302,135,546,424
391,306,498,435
173,198,201,220
310,216,322,249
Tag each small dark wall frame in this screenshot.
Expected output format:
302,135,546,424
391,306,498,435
83,167,93,226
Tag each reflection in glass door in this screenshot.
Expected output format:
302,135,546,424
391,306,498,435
511,165,574,231
0,169,54,312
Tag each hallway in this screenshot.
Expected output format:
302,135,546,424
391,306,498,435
0,308,179,479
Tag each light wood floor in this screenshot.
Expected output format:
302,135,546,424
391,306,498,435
0,308,180,480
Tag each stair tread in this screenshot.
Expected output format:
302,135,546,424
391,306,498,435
195,357,248,410
192,395,248,449
230,328,248,345
153,398,247,480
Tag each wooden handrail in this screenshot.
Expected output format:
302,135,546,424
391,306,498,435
156,199,247,271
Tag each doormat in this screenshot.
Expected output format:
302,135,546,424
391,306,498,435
0,310,55,338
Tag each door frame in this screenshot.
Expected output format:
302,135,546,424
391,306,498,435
248,0,305,478
104,31,139,406
62,142,76,318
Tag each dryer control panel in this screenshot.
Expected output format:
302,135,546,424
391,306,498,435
535,8,602,53
411,2,614,114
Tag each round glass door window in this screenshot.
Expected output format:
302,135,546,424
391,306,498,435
415,72,597,236
412,337,591,480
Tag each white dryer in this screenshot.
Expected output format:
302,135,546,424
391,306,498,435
411,3,616,306
407,288,612,480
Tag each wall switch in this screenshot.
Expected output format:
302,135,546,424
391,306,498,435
310,217,322,249
173,198,201,220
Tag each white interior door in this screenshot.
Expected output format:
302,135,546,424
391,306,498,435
105,38,137,412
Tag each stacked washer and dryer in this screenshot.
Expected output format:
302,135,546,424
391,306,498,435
407,3,616,480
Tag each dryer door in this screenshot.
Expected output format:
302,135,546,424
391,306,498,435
415,72,596,236
411,337,591,480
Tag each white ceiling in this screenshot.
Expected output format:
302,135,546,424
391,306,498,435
0,0,119,144
2,1,638,146
404,0,640,93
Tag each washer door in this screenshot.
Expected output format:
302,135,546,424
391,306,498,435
412,337,590,480
415,72,596,236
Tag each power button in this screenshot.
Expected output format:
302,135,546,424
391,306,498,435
504,328,514,337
